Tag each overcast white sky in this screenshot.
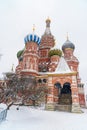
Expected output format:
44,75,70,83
0,0,87,85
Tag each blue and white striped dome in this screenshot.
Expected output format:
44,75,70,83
24,34,41,45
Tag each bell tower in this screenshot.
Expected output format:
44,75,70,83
39,18,55,72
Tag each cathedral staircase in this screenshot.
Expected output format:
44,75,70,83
55,94,72,112
58,94,72,105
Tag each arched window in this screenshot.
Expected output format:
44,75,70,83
43,79,47,83
38,79,42,83
54,82,61,88
61,82,71,94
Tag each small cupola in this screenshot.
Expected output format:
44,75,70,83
62,35,75,52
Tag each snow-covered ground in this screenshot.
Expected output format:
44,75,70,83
0,105,87,130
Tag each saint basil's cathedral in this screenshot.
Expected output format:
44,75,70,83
15,18,85,112
0,18,85,113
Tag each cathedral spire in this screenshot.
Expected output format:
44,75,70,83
66,32,69,41
32,24,35,33
46,17,51,28
44,17,51,35
11,64,14,72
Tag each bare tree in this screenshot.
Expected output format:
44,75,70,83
1,73,48,107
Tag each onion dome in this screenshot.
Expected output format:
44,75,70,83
24,34,41,45
17,49,24,61
17,49,24,57
62,36,75,52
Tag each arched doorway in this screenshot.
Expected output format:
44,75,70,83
59,82,72,105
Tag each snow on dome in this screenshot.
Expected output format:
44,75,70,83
24,34,41,45
55,57,71,74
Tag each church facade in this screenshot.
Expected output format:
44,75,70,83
16,18,85,113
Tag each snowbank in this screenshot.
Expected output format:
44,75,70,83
0,105,87,130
